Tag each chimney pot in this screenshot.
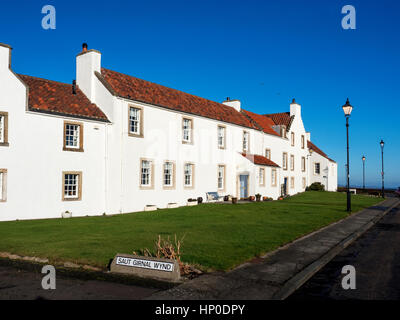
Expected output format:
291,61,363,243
82,43,88,52
72,80,77,94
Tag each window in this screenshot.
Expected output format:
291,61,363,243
301,135,305,149
184,163,194,188
62,172,82,201
291,132,295,146
271,168,277,187
129,106,143,137
281,126,286,138
0,112,9,146
314,162,321,175
259,168,265,186
265,149,271,160
243,131,249,153
301,157,306,172
163,161,175,189
302,177,306,189
218,165,225,190
0,169,7,202
182,118,193,143
63,121,83,152
290,155,294,171
290,177,295,189
218,125,226,149
282,152,288,170
140,159,153,188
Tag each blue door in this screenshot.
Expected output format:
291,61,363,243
240,175,248,198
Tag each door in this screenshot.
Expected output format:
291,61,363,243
282,177,288,196
240,175,248,199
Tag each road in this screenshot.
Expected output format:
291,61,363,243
288,202,400,300
0,263,159,300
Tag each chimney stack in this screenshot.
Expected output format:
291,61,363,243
222,98,241,112
290,98,301,117
72,80,77,94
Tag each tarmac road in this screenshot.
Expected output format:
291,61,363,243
288,202,400,300
0,263,159,300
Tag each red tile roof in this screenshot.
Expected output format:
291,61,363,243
241,109,280,136
307,140,336,163
100,68,258,129
241,153,280,167
19,74,109,122
264,112,294,129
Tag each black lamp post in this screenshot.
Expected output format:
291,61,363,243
362,156,366,190
342,98,353,212
380,140,385,198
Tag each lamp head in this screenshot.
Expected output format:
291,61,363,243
342,98,353,116
362,155,366,161
380,140,385,148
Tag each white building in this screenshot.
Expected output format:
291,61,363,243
0,43,337,221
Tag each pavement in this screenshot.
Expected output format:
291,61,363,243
149,197,400,300
288,201,400,300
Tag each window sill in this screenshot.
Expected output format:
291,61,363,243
182,141,193,145
62,198,81,202
163,185,175,190
128,133,144,138
63,147,84,153
0,142,9,147
139,185,154,190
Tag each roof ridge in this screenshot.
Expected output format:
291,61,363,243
18,73,73,87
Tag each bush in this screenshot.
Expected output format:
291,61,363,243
306,182,325,191
197,197,203,204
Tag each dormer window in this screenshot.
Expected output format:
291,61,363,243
0,112,8,147
63,121,83,152
281,126,286,138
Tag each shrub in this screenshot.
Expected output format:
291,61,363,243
197,197,203,204
306,182,325,191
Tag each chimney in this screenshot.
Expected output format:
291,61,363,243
72,80,77,94
76,43,101,102
222,98,241,112
290,98,301,117
0,43,12,71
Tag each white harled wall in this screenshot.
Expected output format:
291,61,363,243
0,44,338,221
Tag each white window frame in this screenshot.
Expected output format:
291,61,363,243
218,125,226,149
163,162,173,187
0,115,4,143
314,162,321,175
184,163,194,187
63,172,81,201
265,149,271,160
283,153,288,170
291,132,295,146
129,107,141,136
259,167,265,186
141,160,152,187
182,118,192,143
218,165,225,190
0,169,7,202
290,177,295,189
243,131,249,153
65,123,80,149
290,154,295,171
271,168,277,187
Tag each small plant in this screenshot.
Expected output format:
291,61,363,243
231,197,238,204
133,234,192,275
255,194,262,202
187,198,197,202
197,197,203,204
224,195,229,202
306,182,325,191
249,196,255,201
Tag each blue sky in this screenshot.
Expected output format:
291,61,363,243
1,0,399,188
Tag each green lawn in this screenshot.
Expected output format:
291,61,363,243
0,192,381,271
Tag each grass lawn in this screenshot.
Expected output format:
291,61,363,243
0,192,382,271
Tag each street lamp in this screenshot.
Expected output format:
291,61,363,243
380,140,385,198
342,98,353,212
362,156,366,190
